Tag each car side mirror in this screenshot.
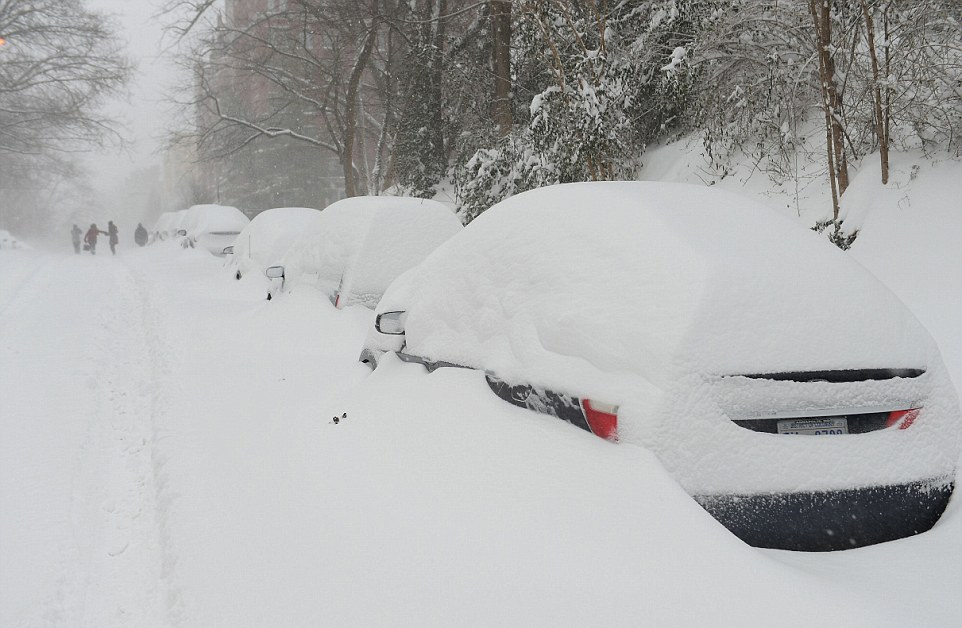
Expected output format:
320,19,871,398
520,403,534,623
176,229,187,236
222,245,234,255
375,311,407,335
265,265,285,279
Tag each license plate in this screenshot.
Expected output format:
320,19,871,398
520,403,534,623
777,417,848,435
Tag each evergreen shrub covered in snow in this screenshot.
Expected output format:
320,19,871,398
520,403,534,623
456,0,703,221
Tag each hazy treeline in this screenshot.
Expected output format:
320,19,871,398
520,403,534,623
170,0,962,224
0,0,130,235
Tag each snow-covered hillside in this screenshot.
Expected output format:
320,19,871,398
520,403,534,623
843,154,962,396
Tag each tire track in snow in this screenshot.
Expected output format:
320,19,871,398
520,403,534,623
48,258,179,628
119,257,189,627
0,254,116,628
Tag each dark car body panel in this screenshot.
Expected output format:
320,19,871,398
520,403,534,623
697,480,954,551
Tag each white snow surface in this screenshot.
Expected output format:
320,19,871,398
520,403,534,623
281,195,461,306
842,153,962,394
1,245,959,628
230,206,324,278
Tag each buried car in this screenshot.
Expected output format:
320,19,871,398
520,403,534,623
0,229,25,249
180,204,250,255
227,206,324,287
269,196,462,307
360,181,961,552
149,209,188,243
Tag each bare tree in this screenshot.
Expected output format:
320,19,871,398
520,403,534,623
167,0,413,202
0,0,129,234
0,0,130,157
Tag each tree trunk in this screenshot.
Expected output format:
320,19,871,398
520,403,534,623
432,0,447,162
371,96,394,194
809,0,849,219
883,3,891,178
343,15,379,198
859,0,889,184
491,0,512,137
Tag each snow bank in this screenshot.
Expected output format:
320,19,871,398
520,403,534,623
842,153,962,393
282,196,461,307
638,135,832,221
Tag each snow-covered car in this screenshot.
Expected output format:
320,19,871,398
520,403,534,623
150,209,188,243
227,206,324,287
180,204,250,256
360,181,961,551
271,196,462,308
0,229,24,249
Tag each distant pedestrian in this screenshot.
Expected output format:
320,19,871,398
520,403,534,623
134,223,148,247
107,221,119,255
84,223,106,255
71,224,82,254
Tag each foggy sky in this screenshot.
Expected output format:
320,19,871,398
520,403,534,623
85,0,181,226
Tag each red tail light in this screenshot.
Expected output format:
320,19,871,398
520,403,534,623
886,408,921,430
582,399,619,441
334,293,341,309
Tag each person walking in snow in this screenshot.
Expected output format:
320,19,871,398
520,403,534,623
71,224,82,254
84,223,106,255
107,221,119,255
134,223,148,247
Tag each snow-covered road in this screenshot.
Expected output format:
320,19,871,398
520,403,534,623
1,252,172,627
1,247,371,627
2,244,960,628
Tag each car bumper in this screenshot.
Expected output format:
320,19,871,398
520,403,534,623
696,478,955,551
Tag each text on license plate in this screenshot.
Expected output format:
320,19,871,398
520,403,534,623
777,417,848,435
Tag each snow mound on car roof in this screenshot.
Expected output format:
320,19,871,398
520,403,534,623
384,181,932,399
183,204,249,236
233,207,323,275
283,196,461,306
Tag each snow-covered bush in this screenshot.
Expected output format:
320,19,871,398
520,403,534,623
455,0,705,220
